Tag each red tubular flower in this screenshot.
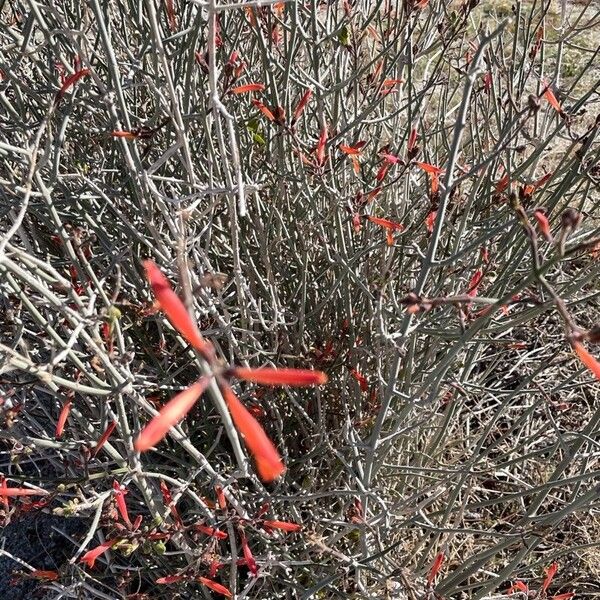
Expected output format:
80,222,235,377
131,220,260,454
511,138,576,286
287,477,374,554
156,575,186,584
230,83,265,94
91,420,117,458
507,580,528,594
143,261,213,357
231,367,327,386
79,540,117,568
30,570,59,581
292,89,313,123
425,210,437,233
112,481,132,528
541,562,559,594
55,400,72,438
533,209,553,242
467,269,483,298
427,552,445,586
407,127,418,152
238,529,259,576
111,130,138,140
159,480,183,527
195,524,228,540
366,215,404,246
0,486,48,497
496,174,510,193
349,367,368,392
252,99,275,121
220,382,286,482
262,519,302,532
0,475,9,510
573,341,600,380
197,577,232,597
542,82,562,113
135,377,211,452
215,485,227,510
55,68,90,104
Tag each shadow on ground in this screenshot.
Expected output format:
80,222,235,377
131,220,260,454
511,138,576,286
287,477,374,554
0,513,86,599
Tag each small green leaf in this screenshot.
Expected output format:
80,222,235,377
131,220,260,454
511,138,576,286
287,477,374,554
338,25,350,46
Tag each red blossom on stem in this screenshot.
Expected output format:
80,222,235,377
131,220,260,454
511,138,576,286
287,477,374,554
79,540,117,568
230,83,265,94
238,529,259,576
197,576,232,597
134,377,211,452
427,552,445,587
91,420,117,458
220,382,286,482
194,523,228,539
541,562,559,594
231,367,327,386
143,261,213,358
112,481,132,528
261,519,302,533
572,341,600,380
0,486,49,497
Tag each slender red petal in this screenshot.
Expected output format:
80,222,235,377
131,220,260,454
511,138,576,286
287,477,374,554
159,480,183,527
381,152,401,164
349,367,368,392
416,161,444,175
231,367,327,386
79,540,116,568
0,475,9,510
467,269,483,298
31,570,59,581
239,529,259,576
195,524,228,539
111,131,137,139
533,210,553,242
112,481,132,527
135,378,210,452
231,83,265,94
143,261,211,355
552,594,575,600
407,127,418,152
543,83,562,113
316,127,327,166
157,575,186,584
220,382,286,482
292,89,312,122
215,485,227,510
542,562,559,593
0,487,49,497
425,210,437,233
55,400,72,438
252,99,275,121
382,78,404,87
262,519,302,532
55,68,90,104
197,577,232,598
427,552,445,586
91,420,117,458
573,342,600,380
339,144,362,156
366,216,404,232
507,580,528,594
376,163,389,182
